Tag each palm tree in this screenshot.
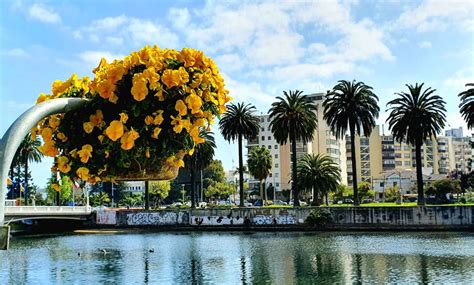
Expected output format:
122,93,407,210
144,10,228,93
297,154,341,206
219,103,260,207
386,83,446,205
247,146,272,206
458,83,474,129
184,129,216,208
323,80,379,206
269,90,317,207
18,133,43,204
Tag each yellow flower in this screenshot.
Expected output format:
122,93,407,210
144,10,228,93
76,167,90,181
83,122,94,134
89,110,104,126
48,116,60,129
36,93,49,104
178,67,189,84
6,177,12,186
120,128,140,150
31,127,37,141
161,69,178,89
131,74,148,101
57,156,71,173
107,64,125,83
105,150,110,158
97,80,116,100
52,183,61,192
78,144,93,163
38,141,59,157
119,112,128,123
171,116,184,133
69,148,78,158
98,135,104,143
105,120,124,141
144,115,154,125
145,148,150,158
98,165,107,175
109,93,119,104
57,132,68,142
185,94,202,114
52,80,68,96
175,100,187,116
93,58,108,74
41,127,53,142
153,111,164,125
151,127,161,139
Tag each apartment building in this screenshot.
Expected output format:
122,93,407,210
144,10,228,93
246,92,348,196
346,125,383,186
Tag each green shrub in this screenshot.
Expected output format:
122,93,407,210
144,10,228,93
305,208,333,228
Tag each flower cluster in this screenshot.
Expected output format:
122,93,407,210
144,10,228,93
33,45,231,184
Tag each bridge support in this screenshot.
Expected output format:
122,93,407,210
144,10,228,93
0,98,87,234
0,225,10,250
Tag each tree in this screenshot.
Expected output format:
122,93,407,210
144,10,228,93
331,184,353,202
219,102,260,207
184,130,216,208
247,146,272,205
269,90,318,207
205,181,235,200
458,83,474,129
46,176,73,205
386,83,446,205
323,80,379,206
149,180,171,208
297,154,341,206
203,159,226,187
18,133,43,204
357,182,375,202
427,179,461,203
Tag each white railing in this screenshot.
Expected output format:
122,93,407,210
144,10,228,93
5,206,92,215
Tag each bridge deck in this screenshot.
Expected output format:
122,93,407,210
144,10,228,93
5,206,92,216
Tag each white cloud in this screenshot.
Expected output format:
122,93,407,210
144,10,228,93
78,51,125,69
28,3,61,24
74,16,179,48
443,68,474,90
419,41,432,49
223,74,275,110
394,0,474,32
168,8,191,29
1,48,29,57
215,53,244,72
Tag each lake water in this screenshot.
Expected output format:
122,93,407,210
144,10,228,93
1,231,473,284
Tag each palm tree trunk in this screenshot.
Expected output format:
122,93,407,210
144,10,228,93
415,138,425,205
190,169,196,208
56,191,60,206
238,134,244,207
144,180,149,210
24,157,28,205
291,130,299,207
259,179,263,206
325,193,329,206
350,124,359,206
264,179,268,205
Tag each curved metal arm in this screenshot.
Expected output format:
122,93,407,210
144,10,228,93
0,98,87,225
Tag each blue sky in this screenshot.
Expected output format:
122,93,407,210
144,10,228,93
1,0,473,188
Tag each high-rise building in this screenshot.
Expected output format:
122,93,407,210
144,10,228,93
445,127,463,138
246,93,348,196
346,125,382,186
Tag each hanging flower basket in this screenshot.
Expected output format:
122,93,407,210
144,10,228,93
33,45,231,184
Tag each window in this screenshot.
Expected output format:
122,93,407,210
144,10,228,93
404,161,411,166
396,161,402,166
261,136,265,141
260,118,264,122
275,163,279,168
274,145,278,149
404,153,411,158
380,182,384,187
268,136,271,140
267,117,270,122
275,154,278,159
275,173,279,177
261,127,264,132
267,127,271,131
276,182,280,187
268,145,271,149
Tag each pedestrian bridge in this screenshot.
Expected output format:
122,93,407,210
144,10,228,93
4,206,92,224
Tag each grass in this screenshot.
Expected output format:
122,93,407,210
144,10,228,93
328,202,474,207
263,205,293,209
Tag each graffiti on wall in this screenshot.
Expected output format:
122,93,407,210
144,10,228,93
96,209,117,225
253,214,296,225
190,215,245,225
126,212,188,226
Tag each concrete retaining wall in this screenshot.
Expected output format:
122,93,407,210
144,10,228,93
97,206,474,230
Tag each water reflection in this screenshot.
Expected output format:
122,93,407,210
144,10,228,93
0,232,473,284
